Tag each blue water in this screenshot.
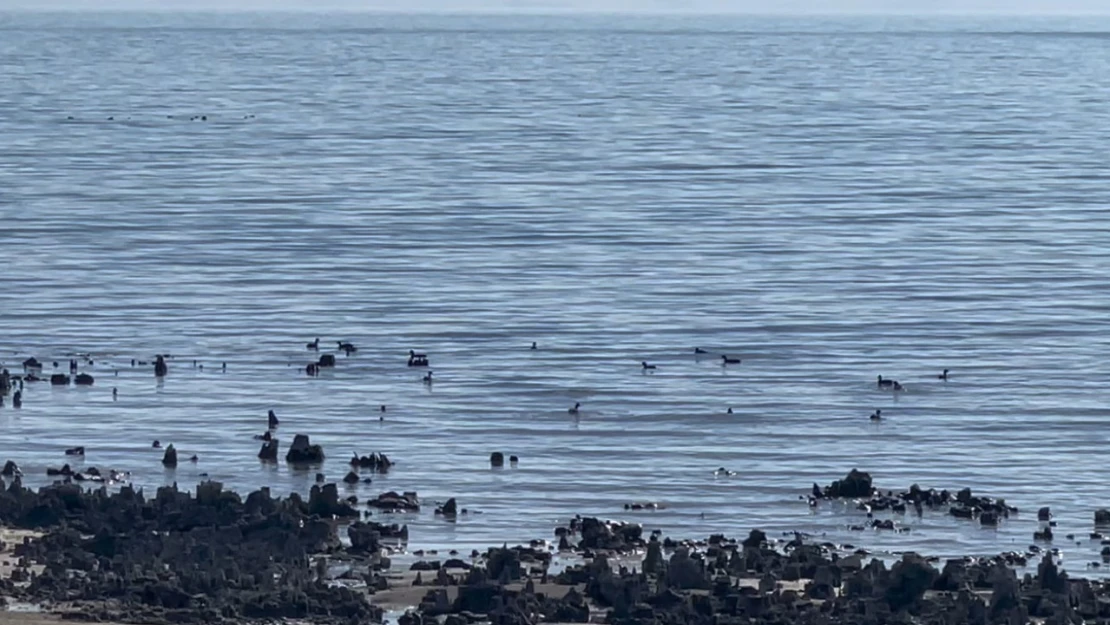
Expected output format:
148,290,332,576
2,12,1110,574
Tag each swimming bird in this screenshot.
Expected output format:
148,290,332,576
877,375,895,388
65,446,85,456
307,338,320,351
721,355,741,365
641,361,656,371
870,410,882,421
12,391,21,408
380,405,386,413
727,407,733,414
938,369,949,381
694,348,709,354
338,341,357,355
892,382,905,392
268,410,279,429
422,371,433,384
409,349,427,359
568,402,580,415
531,342,537,350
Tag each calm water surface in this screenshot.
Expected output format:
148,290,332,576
2,12,1110,573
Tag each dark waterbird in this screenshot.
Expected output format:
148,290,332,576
721,355,741,365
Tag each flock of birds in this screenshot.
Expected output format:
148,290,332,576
298,339,953,421
297,339,753,417
1,340,955,434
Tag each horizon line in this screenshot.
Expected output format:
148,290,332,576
3,8,1110,17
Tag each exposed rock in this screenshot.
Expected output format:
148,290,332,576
349,452,393,472
161,444,178,468
366,491,419,512
258,439,279,462
643,538,664,575
0,481,379,624
286,434,325,464
884,553,938,610
436,498,458,517
490,452,504,467
308,484,357,518
74,373,94,386
819,468,873,498
2,460,21,477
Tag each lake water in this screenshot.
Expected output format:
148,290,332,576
2,11,1110,574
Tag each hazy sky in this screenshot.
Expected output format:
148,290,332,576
1,0,1108,13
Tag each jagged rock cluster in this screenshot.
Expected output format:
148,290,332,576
0,478,375,624
403,522,1110,625
814,469,1020,527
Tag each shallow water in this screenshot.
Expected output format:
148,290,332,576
2,12,1110,575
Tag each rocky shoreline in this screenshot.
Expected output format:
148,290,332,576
1,469,1110,625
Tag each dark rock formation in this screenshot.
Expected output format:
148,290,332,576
286,434,325,464
818,468,873,498
366,491,419,512
348,520,407,553
2,460,20,477
0,480,379,624
435,498,458,517
258,439,279,462
74,373,94,385
559,517,645,552
50,373,70,386
349,452,393,473
162,444,178,468
490,452,504,467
